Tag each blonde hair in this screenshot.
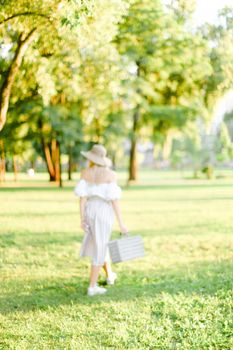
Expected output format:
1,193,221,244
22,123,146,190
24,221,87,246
89,160,106,168
81,164,116,183
89,161,96,167
89,160,104,168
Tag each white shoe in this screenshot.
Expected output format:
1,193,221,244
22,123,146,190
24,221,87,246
87,285,107,296
106,272,117,285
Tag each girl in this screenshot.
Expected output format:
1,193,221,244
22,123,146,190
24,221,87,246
75,144,128,296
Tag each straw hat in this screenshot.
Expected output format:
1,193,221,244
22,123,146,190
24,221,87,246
81,144,112,167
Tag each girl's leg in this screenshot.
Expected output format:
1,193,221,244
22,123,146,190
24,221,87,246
102,248,113,278
89,265,102,287
102,261,112,278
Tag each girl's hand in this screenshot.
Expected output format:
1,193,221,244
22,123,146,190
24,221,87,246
120,224,129,235
81,220,89,231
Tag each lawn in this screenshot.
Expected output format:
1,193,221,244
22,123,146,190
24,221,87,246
0,170,233,350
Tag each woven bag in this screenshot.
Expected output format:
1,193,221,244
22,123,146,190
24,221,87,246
108,235,145,263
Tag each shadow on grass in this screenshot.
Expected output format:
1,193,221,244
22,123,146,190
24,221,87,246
124,183,233,191
0,231,83,248
0,186,73,192
1,182,233,193
12,198,75,203
0,212,77,218
0,260,232,314
121,197,233,203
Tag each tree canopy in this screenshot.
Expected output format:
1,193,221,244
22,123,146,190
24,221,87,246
0,0,232,183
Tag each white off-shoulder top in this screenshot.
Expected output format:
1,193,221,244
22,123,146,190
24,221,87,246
74,179,122,201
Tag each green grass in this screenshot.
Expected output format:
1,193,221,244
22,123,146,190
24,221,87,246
0,170,233,350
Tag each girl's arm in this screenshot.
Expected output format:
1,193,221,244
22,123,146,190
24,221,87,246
111,199,128,234
80,197,88,231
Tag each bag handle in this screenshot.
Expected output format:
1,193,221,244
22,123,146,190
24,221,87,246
120,231,130,237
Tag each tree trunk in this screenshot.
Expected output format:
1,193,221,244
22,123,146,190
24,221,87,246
57,141,62,188
128,59,141,183
43,143,56,181
38,118,56,181
129,139,137,181
128,110,140,182
42,138,62,185
68,146,72,180
50,138,61,185
0,159,3,182
54,140,60,183
0,29,36,131
13,155,18,181
0,139,6,181
30,159,35,170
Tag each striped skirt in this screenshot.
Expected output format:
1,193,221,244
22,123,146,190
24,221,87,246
79,196,114,266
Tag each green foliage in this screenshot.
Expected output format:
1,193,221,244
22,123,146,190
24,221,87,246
150,105,196,133
116,0,212,140
200,6,233,114
0,0,233,174
170,120,209,173
0,0,129,169
215,122,233,162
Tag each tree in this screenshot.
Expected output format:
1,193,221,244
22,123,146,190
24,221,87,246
200,6,233,117
0,0,128,130
215,122,233,163
116,0,211,181
224,109,233,141
0,0,130,183
193,6,233,171
0,102,34,181
60,0,130,164
0,0,59,130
